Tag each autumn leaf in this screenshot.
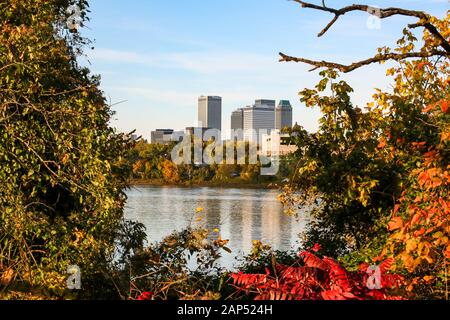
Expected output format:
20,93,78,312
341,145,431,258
423,103,435,113
214,236,229,247
441,131,450,142
388,217,403,231
441,100,449,114
0,268,14,287
137,291,153,300
406,239,417,252
417,62,426,70
377,137,387,149
393,204,400,215
445,245,450,259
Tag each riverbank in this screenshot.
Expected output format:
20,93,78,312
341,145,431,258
128,179,281,189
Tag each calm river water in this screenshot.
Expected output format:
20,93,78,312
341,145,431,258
124,186,309,268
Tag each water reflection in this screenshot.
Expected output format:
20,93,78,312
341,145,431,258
124,186,307,268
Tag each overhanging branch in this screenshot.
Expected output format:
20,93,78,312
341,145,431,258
292,0,428,37
279,50,449,73
281,1,450,72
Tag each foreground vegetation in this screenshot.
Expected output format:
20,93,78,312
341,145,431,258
1,0,449,300
1,0,138,299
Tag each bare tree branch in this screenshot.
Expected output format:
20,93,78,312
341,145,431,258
280,1,450,72
279,50,449,73
291,0,429,37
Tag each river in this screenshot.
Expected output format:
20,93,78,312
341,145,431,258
124,186,309,268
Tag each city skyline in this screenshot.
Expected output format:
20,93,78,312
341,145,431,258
80,1,448,141
151,96,293,143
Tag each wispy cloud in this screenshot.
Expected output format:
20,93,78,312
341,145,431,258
90,48,281,74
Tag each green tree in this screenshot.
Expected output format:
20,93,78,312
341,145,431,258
0,0,136,298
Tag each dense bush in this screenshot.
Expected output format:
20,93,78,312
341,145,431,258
231,246,404,300
0,0,136,298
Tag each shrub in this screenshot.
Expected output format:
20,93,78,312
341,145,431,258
231,246,404,300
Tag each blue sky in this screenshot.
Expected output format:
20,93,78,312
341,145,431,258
80,0,449,140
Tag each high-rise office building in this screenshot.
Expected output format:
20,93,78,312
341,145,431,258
231,108,244,130
275,100,293,130
242,99,276,143
230,108,244,141
198,96,222,131
255,99,276,109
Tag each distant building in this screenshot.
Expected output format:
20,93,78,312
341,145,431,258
151,129,172,144
242,99,276,143
231,108,244,141
231,108,244,130
261,130,298,157
275,100,293,130
255,99,276,109
171,131,185,142
151,129,184,144
198,96,222,131
185,127,212,141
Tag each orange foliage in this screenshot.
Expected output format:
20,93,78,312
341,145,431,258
161,159,180,183
385,101,449,294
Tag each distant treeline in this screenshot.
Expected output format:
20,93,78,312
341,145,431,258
125,140,295,185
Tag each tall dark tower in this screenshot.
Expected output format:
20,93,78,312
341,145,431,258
198,96,222,131
275,100,293,130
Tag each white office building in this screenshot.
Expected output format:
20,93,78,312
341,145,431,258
242,99,276,143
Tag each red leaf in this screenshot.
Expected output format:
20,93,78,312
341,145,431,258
230,249,405,300
323,257,352,292
312,243,322,252
381,274,404,289
441,100,449,113
137,291,153,300
321,290,346,300
359,263,370,272
380,258,394,273
299,251,330,271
